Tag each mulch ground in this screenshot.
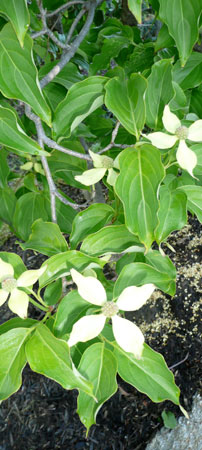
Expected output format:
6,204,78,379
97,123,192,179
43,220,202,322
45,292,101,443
0,215,201,450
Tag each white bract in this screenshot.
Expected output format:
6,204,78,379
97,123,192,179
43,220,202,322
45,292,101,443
68,268,156,359
146,105,202,177
0,258,46,318
75,150,118,186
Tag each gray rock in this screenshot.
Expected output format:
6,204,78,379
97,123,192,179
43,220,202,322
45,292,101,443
146,394,202,450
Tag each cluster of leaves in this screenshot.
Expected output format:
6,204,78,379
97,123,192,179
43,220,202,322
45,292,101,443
0,0,201,431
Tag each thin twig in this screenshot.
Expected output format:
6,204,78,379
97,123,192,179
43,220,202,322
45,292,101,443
169,353,189,370
98,121,135,154
34,0,70,49
43,136,91,161
46,0,85,18
25,106,80,215
66,8,86,44
40,0,98,88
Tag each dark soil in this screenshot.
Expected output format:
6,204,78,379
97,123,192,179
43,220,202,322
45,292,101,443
0,216,201,450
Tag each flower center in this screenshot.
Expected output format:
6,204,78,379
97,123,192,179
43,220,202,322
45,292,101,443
1,277,17,292
101,301,119,317
102,157,113,169
175,126,188,140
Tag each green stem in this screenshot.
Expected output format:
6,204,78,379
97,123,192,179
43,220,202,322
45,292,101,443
29,297,49,311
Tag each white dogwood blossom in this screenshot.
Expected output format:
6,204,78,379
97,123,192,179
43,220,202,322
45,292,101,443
68,268,156,359
146,105,202,177
75,150,118,186
0,258,46,318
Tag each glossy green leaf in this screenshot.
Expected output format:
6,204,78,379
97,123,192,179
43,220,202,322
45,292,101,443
177,185,202,222
155,186,187,244
0,0,29,46
81,225,144,256
145,59,174,130
44,279,62,306
105,73,147,139
155,24,175,51
0,149,9,187
70,204,115,249
190,87,202,118
26,324,94,396
115,145,165,250
0,107,48,156
43,83,67,112
0,252,26,277
54,290,91,338
21,219,68,256
114,261,176,297
39,251,104,288
159,0,202,65
0,318,38,336
173,53,202,90
145,250,176,281
0,328,30,400
128,0,142,23
77,343,118,431
0,187,16,226
53,76,107,140
13,192,49,241
0,24,51,125
113,342,180,404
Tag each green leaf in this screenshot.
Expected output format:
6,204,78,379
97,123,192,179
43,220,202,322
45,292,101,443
161,410,177,429
0,0,29,46
21,219,68,256
0,252,26,277
77,343,118,431
39,61,83,90
0,328,30,400
125,44,154,75
177,185,202,222
173,52,202,90
0,23,51,125
0,107,48,156
155,186,187,244
0,187,16,226
145,250,176,282
90,36,131,75
114,261,176,297
115,145,165,250
43,83,67,112
54,290,91,338
53,76,108,140
44,279,62,306
145,59,174,130
128,0,142,23
81,225,144,256
155,24,175,52
39,251,104,288
70,204,114,249
113,342,180,404
0,149,9,187
105,73,147,139
13,192,49,241
159,0,202,66
190,87,202,117
0,318,38,336
26,323,94,396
